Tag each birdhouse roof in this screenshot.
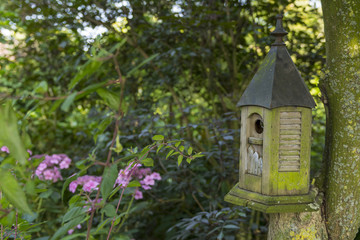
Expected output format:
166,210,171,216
237,16,315,109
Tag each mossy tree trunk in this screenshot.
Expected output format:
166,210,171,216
321,0,360,239
268,1,360,239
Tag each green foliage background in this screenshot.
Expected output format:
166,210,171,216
0,0,325,239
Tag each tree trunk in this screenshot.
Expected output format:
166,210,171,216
268,1,360,239
321,1,360,239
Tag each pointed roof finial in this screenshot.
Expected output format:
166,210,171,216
270,14,288,46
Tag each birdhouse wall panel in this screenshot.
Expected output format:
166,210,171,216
261,108,273,195
239,106,264,193
267,109,280,195
276,107,312,195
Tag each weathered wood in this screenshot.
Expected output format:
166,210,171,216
280,140,301,145
279,111,301,118
279,155,300,160
279,144,301,150
279,165,300,172
248,137,263,145
280,124,301,130
280,129,301,135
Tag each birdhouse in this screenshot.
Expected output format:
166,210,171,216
225,15,318,213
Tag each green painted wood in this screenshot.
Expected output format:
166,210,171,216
261,108,272,195
224,184,318,213
244,174,262,192
277,107,311,195
268,108,279,195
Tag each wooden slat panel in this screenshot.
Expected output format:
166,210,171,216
280,135,301,140
279,165,300,172
279,160,300,166
280,124,301,130
279,144,301,150
280,119,302,124
279,155,300,160
280,112,301,118
280,129,301,135
279,111,301,173
279,150,300,156
280,140,301,145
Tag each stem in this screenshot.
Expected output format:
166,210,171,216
86,54,125,240
116,189,136,232
14,211,18,239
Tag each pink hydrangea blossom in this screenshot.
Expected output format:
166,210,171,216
134,189,143,200
114,162,162,200
68,175,102,193
34,154,72,182
1,146,9,154
83,180,99,192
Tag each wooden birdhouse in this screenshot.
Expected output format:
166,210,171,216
225,15,318,213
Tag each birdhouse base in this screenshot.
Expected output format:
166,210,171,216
224,184,319,213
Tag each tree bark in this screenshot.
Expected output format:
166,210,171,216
268,1,360,239
321,1,360,239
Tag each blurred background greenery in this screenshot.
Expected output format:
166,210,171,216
0,0,325,239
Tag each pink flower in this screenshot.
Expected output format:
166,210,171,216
69,181,78,193
141,184,151,190
134,189,143,200
1,146,9,154
82,180,99,192
142,175,155,186
35,153,72,182
37,163,47,172
27,149,32,155
59,157,71,169
43,169,54,181
67,229,74,235
150,172,161,180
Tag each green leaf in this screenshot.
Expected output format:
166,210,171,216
113,135,123,154
25,180,36,196
61,92,78,112
186,158,192,164
101,204,116,217
126,53,159,77
49,99,64,113
94,218,111,235
127,180,141,187
156,144,164,154
68,59,102,89
175,141,181,148
177,155,183,166
187,147,193,155
62,206,87,224
51,215,89,240
141,158,154,167
152,135,164,141
0,169,32,214
166,150,174,160
179,146,184,152
96,88,120,111
94,117,113,143
100,164,118,200
0,102,28,165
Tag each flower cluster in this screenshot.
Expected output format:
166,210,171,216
35,154,72,182
115,162,161,200
69,175,102,193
